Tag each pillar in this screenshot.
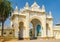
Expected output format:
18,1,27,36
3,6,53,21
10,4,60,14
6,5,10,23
41,19,46,37
23,23,30,39
14,23,19,39
49,20,53,37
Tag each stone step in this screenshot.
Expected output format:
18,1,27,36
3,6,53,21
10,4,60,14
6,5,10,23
5,39,60,42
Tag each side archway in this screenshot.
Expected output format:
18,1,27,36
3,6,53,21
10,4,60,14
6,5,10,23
19,22,24,40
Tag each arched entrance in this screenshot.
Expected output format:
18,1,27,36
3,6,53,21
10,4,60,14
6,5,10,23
29,19,42,39
19,22,24,40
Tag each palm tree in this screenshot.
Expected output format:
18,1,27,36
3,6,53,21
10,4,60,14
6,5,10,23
0,0,13,36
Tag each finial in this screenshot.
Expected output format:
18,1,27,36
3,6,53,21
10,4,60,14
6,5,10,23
13,3,18,14
49,11,52,16
15,6,18,11
16,6,18,9
25,2,29,7
15,2,18,11
42,5,45,9
14,6,18,14
42,4,45,12
34,0,36,2
25,2,29,9
34,0,36,4
49,11,53,18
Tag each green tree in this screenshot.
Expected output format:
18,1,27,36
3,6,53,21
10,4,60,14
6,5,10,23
0,0,13,36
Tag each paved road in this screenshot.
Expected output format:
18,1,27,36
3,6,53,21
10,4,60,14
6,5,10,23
5,39,60,42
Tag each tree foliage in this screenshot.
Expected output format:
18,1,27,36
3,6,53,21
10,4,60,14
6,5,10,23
0,0,13,36
0,0,13,22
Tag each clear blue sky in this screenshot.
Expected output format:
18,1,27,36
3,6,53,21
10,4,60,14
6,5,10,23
5,0,60,26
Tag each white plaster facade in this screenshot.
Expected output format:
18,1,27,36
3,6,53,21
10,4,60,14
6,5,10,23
10,2,54,39
0,2,60,40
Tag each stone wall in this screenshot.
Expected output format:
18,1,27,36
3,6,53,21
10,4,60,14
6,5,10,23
53,25,60,39
0,28,14,39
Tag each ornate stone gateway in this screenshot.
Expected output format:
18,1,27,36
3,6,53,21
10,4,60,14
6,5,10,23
10,1,54,40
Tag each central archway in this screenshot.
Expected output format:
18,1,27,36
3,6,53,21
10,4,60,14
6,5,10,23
29,18,42,39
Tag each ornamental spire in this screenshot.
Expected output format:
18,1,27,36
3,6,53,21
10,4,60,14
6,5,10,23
31,0,39,8
34,0,36,4
25,2,29,9
34,0,36,2
15,3,18,11
15,5,18,12
13,5,19,14
42,5,45,12
49,11,53,18
49,11,52,16
16,6,18,10
25,2,29,7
